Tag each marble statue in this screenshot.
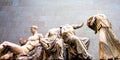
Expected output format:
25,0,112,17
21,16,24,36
0,25,43,60
60,23,92,60
87,14,120,60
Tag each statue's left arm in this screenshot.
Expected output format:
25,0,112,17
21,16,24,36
71,22,84,29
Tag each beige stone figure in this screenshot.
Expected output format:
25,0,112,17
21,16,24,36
87,14,120,60
60,23,92,60
0,25,43,59
40,28,64,60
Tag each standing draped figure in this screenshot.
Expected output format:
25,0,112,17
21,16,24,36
87,14,120,60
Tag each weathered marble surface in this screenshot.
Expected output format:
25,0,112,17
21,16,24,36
0,0,120,60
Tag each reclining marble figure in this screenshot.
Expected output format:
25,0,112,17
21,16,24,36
0,25,43,60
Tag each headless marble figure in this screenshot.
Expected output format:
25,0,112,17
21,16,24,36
60,23,92,60
40,28,64,60
87,14,120,60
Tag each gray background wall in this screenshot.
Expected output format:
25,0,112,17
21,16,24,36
0,0,120,60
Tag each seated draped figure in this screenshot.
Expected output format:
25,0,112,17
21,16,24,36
0,25,43,60
59,23,92,60
87,14,120,60
40,28,64,60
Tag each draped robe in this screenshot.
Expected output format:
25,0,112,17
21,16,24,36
87,14,120,59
